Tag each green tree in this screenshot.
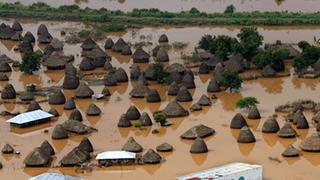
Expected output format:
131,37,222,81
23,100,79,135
236,96,259,109
220,70,242,92
252,48,289,71
237,27,263,59
198,34,215,51
153,63,168,84
154,113,167,125
293,42,320,71
20,52,40,74
224,5,235,14
189,7,200,14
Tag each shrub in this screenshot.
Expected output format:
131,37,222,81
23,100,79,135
154,113,167,124
236,96,259,109
153,63,168,84
134,122,142,128
78,30,92,38
20,52,40,74
220,70,242,92
252,48,289,71
237,27,263,59
97,24,127,32
224,5,235,14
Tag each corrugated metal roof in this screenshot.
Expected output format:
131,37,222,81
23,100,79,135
176,162,262,180
96,151,136,160
29,172,82,180
7,110,54,125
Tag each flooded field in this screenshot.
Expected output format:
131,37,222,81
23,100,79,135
3,0,320,12
1,19,320,180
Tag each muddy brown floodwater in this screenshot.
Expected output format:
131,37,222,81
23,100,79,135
3,0,320,12
0,18,320,180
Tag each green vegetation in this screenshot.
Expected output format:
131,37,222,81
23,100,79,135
224,5,236,14
252,48,289,71
293,41,320,71
20,52,40,74
2,2,320,26
237,27,263,59
153,63,169,84
236,96,259,109
154,113,167,124
220,70,243,92
78,29,104,38
198,35,238,60
134,122,142,128
96,24,126,32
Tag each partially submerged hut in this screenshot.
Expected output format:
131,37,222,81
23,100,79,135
7,110,54,127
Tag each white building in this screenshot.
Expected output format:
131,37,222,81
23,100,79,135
7,110,54,127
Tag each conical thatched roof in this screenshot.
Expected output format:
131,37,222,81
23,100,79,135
37,24,49,35
114,67,128,82
79,57,95,71
19,40,33,52
64,97,76,110
52,124,68,139
181,124,215,139
87,47,108,67
65,63,77,76
156,48,169,62
2,144,14,154
294,110,309,129
158,34,169,43
81,37,96,51
142,149,162,164
225,53,244,73
42,55,67,70
104,74,117,86
86,103,101,116
262,116,280,133
207,78,221,92
23,31,35,42
104,61,113,71
167,63,185,74
176,86,193,102
190,103,202,112
40,140,55,157
121,45,132,55
199,62,210,74
132,48,150,63
1,84,16,99
197,94,211,106
75,82,94,98
24,147,50,167
122,137,143,152
300,134,320,152
138,74,148,86
0,62,12,72
78,137,93,153
69,109,83,122
190,137,208,153
48,89,66,105
118,114,132,127
126,105,141,120
152,45,160,57
156,143,173,152
112,38,127,52
262,65,276,77
162,100,189,117
63,74,80,89
62,120,90,134
247,106,261,119
11,32,23,41
104,38,114,49
48,108,59,117
181,74,195,89
27,100,42,112
139,112,153,126
168,81,180,96
101,86,111,96
0,23,15,39
12,21,23,31
130,84,150,98
277,122,297,138
237,126,256,143
60,147,90,166
282,144,300,157
230,113,247,129
147,89,161,102
130,64,141,80
213,63,224,83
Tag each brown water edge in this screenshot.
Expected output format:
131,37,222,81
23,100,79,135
3,0,320,12
0,19,320,180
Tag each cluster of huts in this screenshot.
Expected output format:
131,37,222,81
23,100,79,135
0,21,319,178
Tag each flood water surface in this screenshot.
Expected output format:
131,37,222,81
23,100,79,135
3,0,320,12
0,19,320,179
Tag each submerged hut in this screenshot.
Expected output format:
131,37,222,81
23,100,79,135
96,151,136,166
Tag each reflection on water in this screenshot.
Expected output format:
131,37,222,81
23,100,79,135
1,19,320,179
3,0,320,12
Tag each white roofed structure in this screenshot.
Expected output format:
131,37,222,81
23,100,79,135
7,110,54,127
29,172,82,180
177,162,262,180
96,151,136,160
